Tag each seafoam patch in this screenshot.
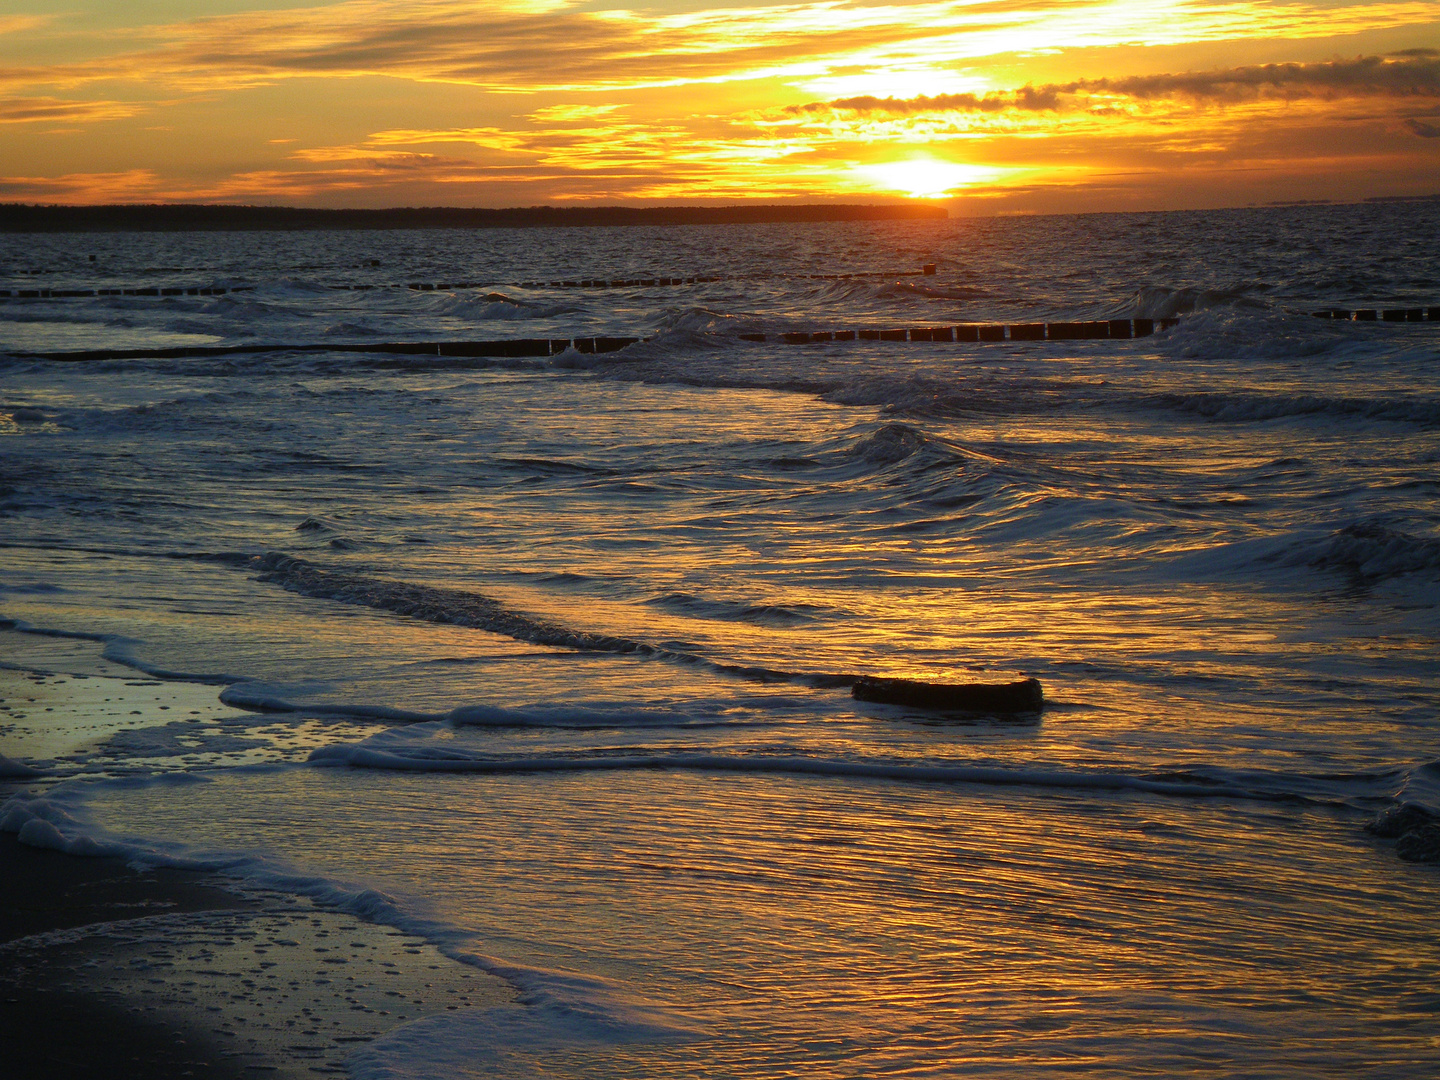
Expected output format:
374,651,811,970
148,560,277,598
348,961,703,1080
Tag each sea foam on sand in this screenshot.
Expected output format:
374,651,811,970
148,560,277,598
0,649,512,1079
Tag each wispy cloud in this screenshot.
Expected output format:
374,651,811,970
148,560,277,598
2,3,1437,209
1072,52,1440,102
0,96,144,125
281,117,839,200
809,55,1440,116
5,1,1437,96
0,14,50,34
0,170,168,201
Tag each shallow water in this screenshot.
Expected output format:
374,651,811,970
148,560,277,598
3,203,1439,1076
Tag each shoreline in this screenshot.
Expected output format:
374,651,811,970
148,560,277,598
0,643,513,1079
0,831,256,1080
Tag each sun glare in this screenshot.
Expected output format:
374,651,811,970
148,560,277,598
798,66,994,100
855,158,1001,198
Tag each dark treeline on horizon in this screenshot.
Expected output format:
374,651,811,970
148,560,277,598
0,203,948,233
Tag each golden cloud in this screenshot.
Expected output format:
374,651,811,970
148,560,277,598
0,15,50,34
4,1,1437,96
0,96,144,124
2,3,1436,209
0,169,168,201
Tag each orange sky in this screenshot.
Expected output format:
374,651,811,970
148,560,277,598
1,1,1437,213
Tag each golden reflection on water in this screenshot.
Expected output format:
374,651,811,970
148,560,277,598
88,765,1440,1076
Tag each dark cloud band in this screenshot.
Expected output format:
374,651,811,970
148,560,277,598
810,54,1440,116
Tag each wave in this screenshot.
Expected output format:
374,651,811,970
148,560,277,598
491,456,620,478
213,685,783,729
1367,762,1440,862
0,581,65,595
1262,521,1440,583
847,422,940,465
779,275,993,308
321,320,391,337
429,291,580,320
876,278,992,301
641,591,820,627
1146,389,1440,427
0,616,248,684
637,308,753,338
621,359,1099,422
305,743,1342,804
247,552,854,688
534,570,600,586
1124,284,1272,320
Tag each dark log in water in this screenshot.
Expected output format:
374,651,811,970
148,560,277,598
851,675,1043,713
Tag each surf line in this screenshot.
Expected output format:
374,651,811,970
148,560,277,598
249,553,1042,715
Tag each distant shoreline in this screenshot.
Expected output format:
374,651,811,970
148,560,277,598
0,203,947,233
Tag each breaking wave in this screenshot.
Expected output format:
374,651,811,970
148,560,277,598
1125,284,1272,319
248,552,854,688
641,591,820,626
1262,521,1440,583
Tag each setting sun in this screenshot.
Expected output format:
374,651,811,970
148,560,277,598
0,1,1433,211
855,158,1004,199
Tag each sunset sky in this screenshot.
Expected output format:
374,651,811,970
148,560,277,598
1,1,1437,213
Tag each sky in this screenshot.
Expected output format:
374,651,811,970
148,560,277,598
1,0,1437,213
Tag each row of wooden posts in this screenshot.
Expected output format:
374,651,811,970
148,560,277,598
743,319,1181,343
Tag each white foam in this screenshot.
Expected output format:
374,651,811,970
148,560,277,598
447,701,751,729
347,960,703,1080
1395,760,1440,816
215,685,750,729
1,791,125,855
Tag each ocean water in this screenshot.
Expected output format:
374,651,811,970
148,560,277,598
3,203,1440,1077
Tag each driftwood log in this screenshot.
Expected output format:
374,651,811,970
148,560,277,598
851,676,1043,714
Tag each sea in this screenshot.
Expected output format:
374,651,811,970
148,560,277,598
2,202,1439,1078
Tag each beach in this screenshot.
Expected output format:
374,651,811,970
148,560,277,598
1,660,512,1079
1,828,256,1080
4,206,1439,1077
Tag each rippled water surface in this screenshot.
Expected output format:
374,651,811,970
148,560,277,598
3,203,1439,1077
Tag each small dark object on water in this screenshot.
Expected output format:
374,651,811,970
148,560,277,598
1367,803,1440,862
852,675,1043,714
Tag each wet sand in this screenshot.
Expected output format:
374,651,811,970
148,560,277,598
1,832,256,1079
0,644,513,1079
